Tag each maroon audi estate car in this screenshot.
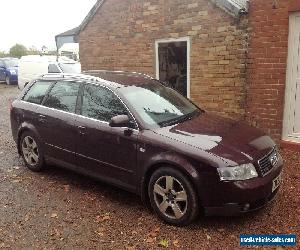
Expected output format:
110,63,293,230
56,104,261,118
10,71,283,225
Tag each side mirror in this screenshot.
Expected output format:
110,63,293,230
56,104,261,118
109,115,130,128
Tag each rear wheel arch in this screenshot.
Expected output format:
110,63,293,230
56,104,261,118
17,126,41,154
17,128,30,154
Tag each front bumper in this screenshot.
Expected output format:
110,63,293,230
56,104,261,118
204,187,279,216
203,162,283,216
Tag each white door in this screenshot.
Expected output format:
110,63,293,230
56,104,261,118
283,13,300,143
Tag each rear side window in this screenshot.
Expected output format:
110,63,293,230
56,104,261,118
23,81,53,104
43,81,79,113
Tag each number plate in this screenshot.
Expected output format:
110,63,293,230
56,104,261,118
272,173,282,192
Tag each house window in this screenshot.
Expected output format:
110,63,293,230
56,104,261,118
155,37,190,98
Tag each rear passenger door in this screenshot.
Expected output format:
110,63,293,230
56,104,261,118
20,80,53,136
36,81,80,165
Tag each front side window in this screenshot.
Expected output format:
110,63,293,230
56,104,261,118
4,59,19,68
81,84,128,122
23,81,53,104
119,80,199,127
43,81,79,113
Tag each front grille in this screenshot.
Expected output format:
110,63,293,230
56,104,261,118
258,147,278,176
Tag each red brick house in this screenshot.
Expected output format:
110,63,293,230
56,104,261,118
246,0,300,149
78,0,249,121
76,0,300,149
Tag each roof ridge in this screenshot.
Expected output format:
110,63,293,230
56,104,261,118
77,0,249,35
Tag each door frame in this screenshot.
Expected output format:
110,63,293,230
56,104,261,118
155,36,191,98
283,12,300,143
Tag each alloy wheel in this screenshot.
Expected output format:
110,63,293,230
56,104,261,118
153,175,188,219
21,136,39,166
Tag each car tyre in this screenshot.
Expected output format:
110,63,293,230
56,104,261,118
148,167,199,226
5,76,11,85
20,132,45,172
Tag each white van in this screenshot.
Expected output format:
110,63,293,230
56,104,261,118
18,55,81,89
59,43,79,61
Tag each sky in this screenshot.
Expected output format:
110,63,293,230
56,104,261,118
0,0,97,52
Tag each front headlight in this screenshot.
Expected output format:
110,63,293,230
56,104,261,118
217,163,258,181
9,69,17,75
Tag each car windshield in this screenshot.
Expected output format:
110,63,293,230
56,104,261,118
4,59,18,68
59,63,81,74
119,81,200,127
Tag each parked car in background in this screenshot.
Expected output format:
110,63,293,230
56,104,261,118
18,55,81,89
10,71,283,226
0,57,19,85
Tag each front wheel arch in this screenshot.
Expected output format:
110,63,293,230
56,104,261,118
141,162,201,210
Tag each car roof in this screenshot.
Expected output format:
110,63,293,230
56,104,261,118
39,70,157,89
1,57,18,61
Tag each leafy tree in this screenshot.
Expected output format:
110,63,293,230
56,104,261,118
28,46,40,55
9,44,28,58
0,51,8,58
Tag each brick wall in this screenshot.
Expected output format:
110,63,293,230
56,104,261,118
79,0,248,120
246,0,300,141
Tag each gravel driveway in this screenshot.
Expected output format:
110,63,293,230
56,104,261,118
0,84,299,249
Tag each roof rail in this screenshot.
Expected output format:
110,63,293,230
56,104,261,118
41,73,64,78
83,70,154,80
41,73,101,82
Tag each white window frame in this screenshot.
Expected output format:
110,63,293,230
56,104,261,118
155,37,191,98
283,12,300,143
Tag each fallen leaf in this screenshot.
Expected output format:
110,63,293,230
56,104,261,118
158,239,168,248
217,228,225,232
148,226,161,238
95,227,105,236
126,247,135,250
24,214,30,222
173,239,180,248
63,185,70,192
95,214,110,223
206,234,211,240
50,213,58,218
146,237,155,243
95,230,104,237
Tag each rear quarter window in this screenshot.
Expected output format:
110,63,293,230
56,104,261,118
23,81,53,104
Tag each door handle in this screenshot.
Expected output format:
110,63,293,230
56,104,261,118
38,114,46,123
77,126,86,135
